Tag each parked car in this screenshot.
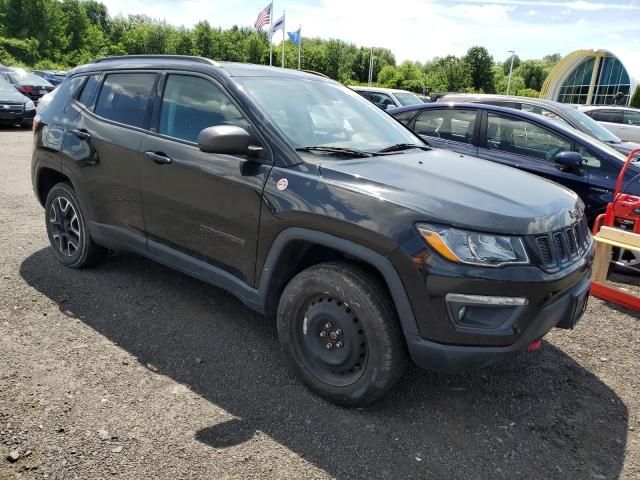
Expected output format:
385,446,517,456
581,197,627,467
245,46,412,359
32,70,66,86
0,69,55,103
579,106,640,143
0,76,36,127
33,56,592,406
390,102,638,269
439,94,640,159
350,86,424,110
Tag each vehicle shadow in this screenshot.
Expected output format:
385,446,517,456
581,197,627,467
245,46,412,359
20,248,629,479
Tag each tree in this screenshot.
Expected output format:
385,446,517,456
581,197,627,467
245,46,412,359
83,0,110,33
502,54,520,75
463,46,495,93
518,60,545,91
630,86,640,109
543,53,562,65
193,20,213,58
62,0,89,53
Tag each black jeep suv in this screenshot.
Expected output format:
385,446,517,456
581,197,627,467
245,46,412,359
32,56,593,406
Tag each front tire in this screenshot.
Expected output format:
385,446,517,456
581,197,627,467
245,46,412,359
277,261,407,407
44,182,105,268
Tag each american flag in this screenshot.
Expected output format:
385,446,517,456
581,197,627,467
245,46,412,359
254,2,272,31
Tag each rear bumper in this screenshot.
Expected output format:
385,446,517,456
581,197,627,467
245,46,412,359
406,274,591,372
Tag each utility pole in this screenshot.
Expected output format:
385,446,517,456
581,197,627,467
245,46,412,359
367,47,374,87
281,10,285,68
506,50,515,95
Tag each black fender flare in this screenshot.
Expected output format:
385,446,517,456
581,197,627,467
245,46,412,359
257,227,419,336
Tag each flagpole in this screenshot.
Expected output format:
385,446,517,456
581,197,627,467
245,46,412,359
298,25,301,70
281,11,285,68
269,3,273,66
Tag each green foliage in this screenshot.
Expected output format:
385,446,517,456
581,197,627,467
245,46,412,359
463,46,495,93
631,86,640,109
0,0,561,95
502,54,520,75
517,60,545,91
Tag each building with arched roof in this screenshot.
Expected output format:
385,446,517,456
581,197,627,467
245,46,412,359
541,49,639,106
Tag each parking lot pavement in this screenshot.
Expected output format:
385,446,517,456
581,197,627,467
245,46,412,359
1,127,639,480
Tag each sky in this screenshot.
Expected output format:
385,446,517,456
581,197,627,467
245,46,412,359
99,0,640,63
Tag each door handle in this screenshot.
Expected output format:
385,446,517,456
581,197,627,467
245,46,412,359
145,151,172,165
71,129,91,142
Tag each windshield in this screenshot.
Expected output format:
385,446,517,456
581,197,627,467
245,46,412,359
393,92,423,106
556,104,622,144
10,72,52,86
0,77,13,91
236,77,422,152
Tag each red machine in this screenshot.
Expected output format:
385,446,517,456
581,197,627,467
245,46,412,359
590,147,640,311
593,147,640,236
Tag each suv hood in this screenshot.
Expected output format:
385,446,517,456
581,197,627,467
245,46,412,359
318,149,581,235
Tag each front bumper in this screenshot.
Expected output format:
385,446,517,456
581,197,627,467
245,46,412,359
0,108,35,124
390,234,594,372
405,274,590,372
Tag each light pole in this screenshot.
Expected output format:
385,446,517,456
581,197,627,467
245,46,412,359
367,47,374,87
506,50,515,95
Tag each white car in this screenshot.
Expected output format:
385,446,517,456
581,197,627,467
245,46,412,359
579,106,640,143
350,86,424,110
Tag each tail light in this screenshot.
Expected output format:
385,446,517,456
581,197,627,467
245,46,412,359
20,85,34,95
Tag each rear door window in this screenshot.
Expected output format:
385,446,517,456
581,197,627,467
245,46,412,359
624,111,640,126
158,74,248,143
94,73,157,129
587,109,624,124
486,113,571,161
414,109,477,144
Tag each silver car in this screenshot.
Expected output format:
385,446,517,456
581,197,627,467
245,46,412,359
350,86,424,110
579,106,640,143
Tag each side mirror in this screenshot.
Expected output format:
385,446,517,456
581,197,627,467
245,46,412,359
554,151,583,172
198,125,250,155
385,103,396,111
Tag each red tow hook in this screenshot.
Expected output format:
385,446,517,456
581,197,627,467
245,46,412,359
528,338,543,352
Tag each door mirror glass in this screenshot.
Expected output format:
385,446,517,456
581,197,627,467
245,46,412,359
198,125,250,155
554,151,583,171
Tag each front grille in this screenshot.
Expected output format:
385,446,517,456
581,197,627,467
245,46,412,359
0,102,24,113
532,214,591,270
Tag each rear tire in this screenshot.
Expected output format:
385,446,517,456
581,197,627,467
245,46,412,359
44,182,106,268
277,261,407,407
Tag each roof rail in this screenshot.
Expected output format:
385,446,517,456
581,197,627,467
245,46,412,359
301,69,330,79
91,55,221,67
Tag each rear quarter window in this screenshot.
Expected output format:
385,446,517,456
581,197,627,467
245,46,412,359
76,75,101,109
94,73,157,129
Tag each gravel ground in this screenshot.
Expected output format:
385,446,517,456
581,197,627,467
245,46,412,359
1,127,639,480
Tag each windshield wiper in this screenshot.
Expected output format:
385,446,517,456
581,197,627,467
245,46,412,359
295,146,373,158
376,143,430,153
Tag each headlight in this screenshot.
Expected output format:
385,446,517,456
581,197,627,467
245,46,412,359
25,100,35,111
417,224,529,267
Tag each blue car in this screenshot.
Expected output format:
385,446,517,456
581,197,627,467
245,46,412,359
389,103,640,228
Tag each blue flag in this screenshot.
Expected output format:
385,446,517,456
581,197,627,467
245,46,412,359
287,27,301,46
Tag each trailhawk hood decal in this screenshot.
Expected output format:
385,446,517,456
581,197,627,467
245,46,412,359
319,149,582,236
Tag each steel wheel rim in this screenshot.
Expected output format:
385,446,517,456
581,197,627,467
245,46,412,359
49,196,81,257
293,294,368,387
